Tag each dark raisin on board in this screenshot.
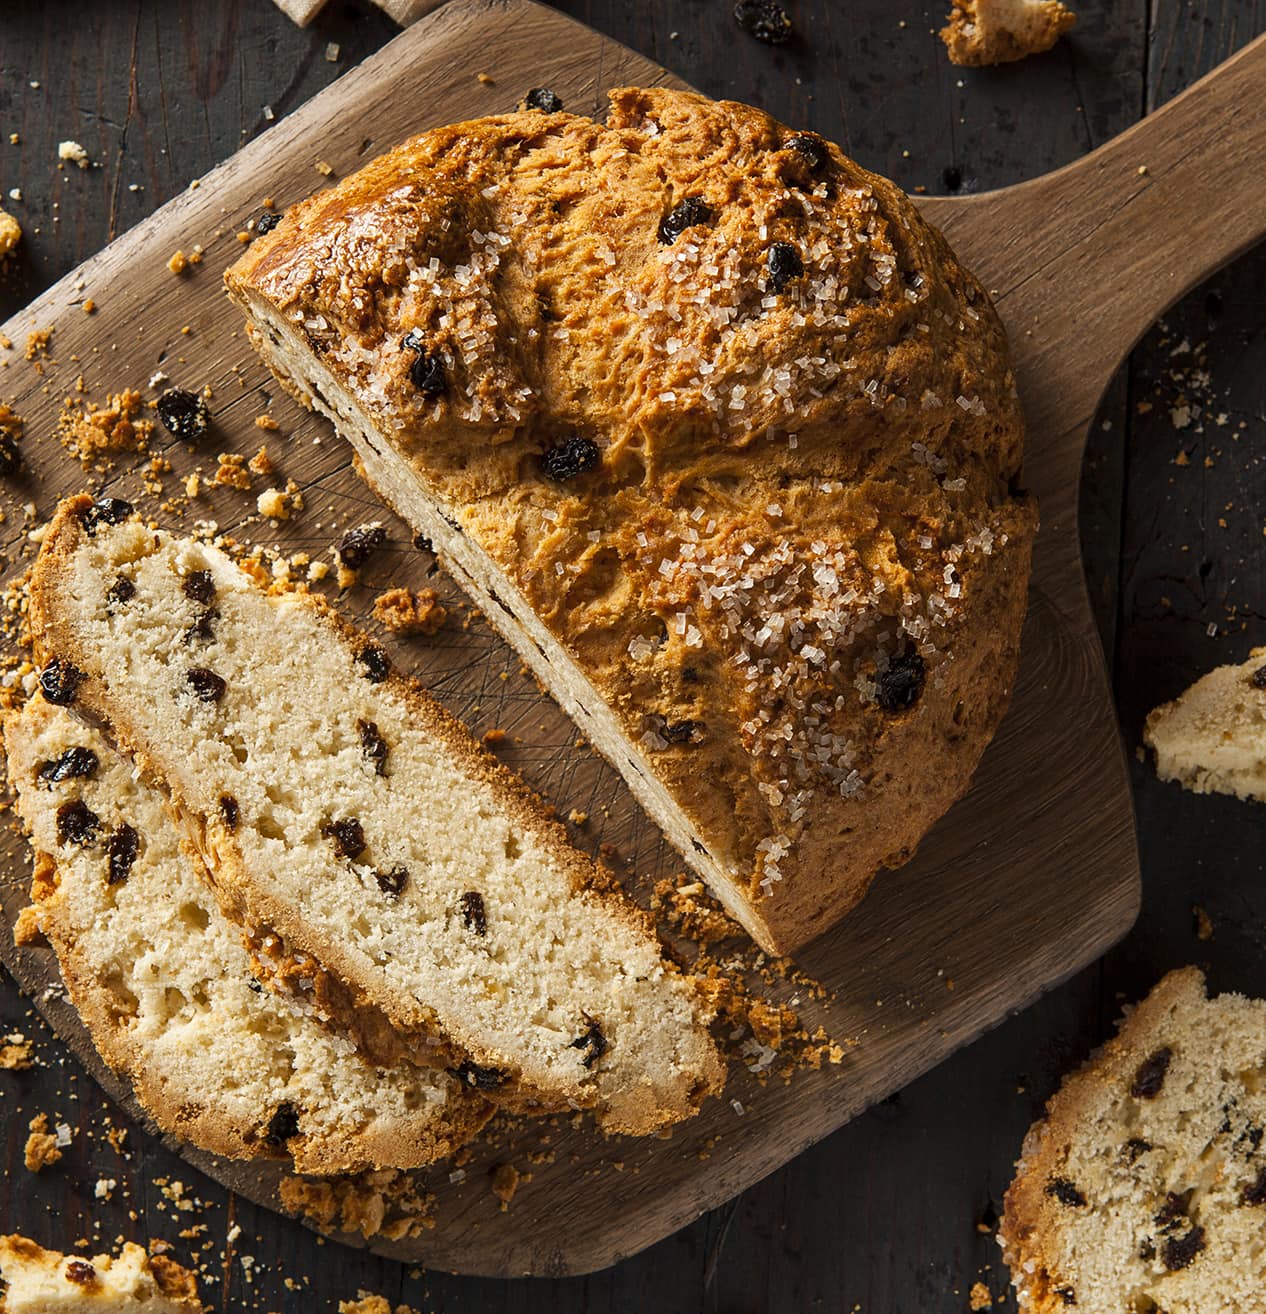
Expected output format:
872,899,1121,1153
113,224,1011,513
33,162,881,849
449,1061,508,1090
219,794,240,831
1045,1177,1086,1208
459,890,487,936
660,718,705,745
182,570,216,604
337,524,387,571
399,331,448,395
107,823,140,886
733,0,793,44
785,133,828,173
183,609,219,645
64,1260,97,1287
186,667,226,703
658,196,712,245
524,87,564,112
57,799,100,846
264,1102,301,1146
375,865,409,898
1130,1046,1173,1099
1252,665,1266,690
106,575,136,606
1242,1165,1266,1205
255,210,283,235
540,436,600,482
413,532,433,552
876,651,926,712
0,433,22,476
156,388,210,441
38,747,99,785
569,1016,608,1069
80,497,134,535
40,658,85,707
766,241,804,294
358,719,389,775
1162,1225,1206,1271
357,644,390,683
323,817,366,860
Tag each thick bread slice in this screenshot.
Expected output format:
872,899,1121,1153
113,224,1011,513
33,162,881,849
28,496,724,1135
224,86,1037,956
1143,647,1266,802
1000,968,1266,1314
0,1236,200,1313
4,697,486,1174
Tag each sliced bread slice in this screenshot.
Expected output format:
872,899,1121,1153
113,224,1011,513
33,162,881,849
4,696,486,1174
0,1235,200,1313
27,495,724,1135
1000,968,1266,1314
1143,647,1266,802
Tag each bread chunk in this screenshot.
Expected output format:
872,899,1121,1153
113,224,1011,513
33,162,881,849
1001,968,1266,1313
225,87,1037,954
28,496,723,1135
4,697,486,1173
941,0,1076,66
0,1236,200,1313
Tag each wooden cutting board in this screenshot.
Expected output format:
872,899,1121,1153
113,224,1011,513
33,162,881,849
0,0,1262,1277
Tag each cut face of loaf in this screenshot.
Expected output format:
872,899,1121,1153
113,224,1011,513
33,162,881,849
28,496,724,1136
225,85,1037,955
0,1235,201,1313
1000,968,1266,1314
4,697,486,1174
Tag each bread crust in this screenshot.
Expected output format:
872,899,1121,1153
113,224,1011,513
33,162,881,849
225,86,1037,954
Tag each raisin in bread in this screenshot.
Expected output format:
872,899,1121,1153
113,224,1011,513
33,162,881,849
1000,968,1266,1314
0,1236,200,1313
225,86,1037,956
940,0,1075,66
4,697,486,1173
28,495,724,1135
1143,647,1266,802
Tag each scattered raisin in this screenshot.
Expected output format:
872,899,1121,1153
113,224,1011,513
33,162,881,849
337,524,387,570
876,651,925,712
357,644,390,683
459,890,487,936
106,575,136,606
785,133,828,172
57,799,100,846
766,242,804,294
183,609,219,644
733,0,793,43
264,1102,301,1146
323,817,366,860
375,865,408,898
413,532,433,552
658,196,712,245
1053,1288,1077,1306
358,719,389,775
0,433,22,476
156,387,210,441
1242,1166,1266,1205
570,1016,608,1069
38,747,99,785
1251,665,1266,690
80,496,134,534
1045,1177,1086,1208
401,332,447,395
1131,1046,1173,1099
1161,1225,1205,1271
220,794,240,831
449,1061,507,1090
1124,1137,1152,1162
186,667,226,703
40,658,85,707
256,210,283,235
660,718,705,745
64,1260,97,1287
107,823,139,885
182,569,216,604
524,87,564,112
540,436,600,481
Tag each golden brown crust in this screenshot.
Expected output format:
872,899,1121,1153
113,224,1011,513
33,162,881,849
226,87,1037,955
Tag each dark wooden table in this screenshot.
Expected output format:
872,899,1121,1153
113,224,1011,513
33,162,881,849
1,2,1264,1310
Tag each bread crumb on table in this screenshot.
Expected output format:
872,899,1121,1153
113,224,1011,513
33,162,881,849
24,1112,63,1172
167,249,189,275
57,139,90,168
213,451,252,490
0,1034,34,1069
339,1297,421,1314
969,1280,993,1310
0,207,22,257
372,586,447,636
941,0,1075,65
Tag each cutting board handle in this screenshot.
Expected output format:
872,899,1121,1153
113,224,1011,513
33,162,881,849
928,31,1266,450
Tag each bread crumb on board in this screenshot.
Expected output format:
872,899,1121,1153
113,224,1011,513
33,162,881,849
0,1033,34,1069
24,1112,66,1172
57,139,90,169
339,1297,421,1314
0,207,21,257
57,389,153,465
941,0,1075,65
969,1280,993,1309
279,1169,435,1241
372,586,447,636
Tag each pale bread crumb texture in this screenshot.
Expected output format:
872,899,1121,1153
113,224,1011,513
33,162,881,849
0,1235,200,1312
3,697,483,1175
28,499,724,1135
1000,968,1266,1314
1143,646,1266,801
942,0,1075,65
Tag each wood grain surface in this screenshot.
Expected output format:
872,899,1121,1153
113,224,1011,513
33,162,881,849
0,0,1263,1309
